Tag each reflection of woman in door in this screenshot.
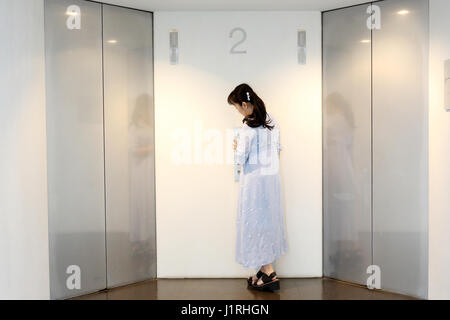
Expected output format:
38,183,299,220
325,93,357,203
228,83,288,292
324,92,360,275
128,94,155,263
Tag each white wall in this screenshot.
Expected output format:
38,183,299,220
154,11,322,277
428,0,450,300
0,0,50,299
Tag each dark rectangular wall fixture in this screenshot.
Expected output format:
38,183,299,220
298,30,306,64
169,30,179,64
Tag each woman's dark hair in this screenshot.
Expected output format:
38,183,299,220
227,83,274,130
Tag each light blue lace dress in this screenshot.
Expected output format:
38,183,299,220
235,114,288,269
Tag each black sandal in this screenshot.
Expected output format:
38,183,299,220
247,269,264,286
251,272,280,292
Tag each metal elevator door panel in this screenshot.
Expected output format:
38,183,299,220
372,0,429,299
45,0,106,299
103,4,156,288
45,0,156,299
322,4,372,285
323,0,429,299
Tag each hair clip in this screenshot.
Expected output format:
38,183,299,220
246,92,251,101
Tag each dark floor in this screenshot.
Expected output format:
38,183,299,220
73,278,416,300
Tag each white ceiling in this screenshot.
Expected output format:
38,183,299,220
99,0,371,12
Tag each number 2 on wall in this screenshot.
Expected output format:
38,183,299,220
229,27,247,54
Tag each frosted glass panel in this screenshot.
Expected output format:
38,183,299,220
103,5,156,288
372,0,428,299
322,4,372,285
45,0,106,299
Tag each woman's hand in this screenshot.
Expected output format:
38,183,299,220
233,139,238,151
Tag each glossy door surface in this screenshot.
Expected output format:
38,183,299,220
372,0,428,298
45,0,106,299
103,5,156,288
323,4,372,285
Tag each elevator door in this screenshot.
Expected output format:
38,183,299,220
45,0,106,299
323,0,429,299
323,4,372,285
103,4,156,288
372,0,428,298
45,0,155,299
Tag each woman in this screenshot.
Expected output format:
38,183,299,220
228,83,288,292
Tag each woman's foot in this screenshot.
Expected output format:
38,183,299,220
252,271,280,292
255,270,277,286
247,269,263,286
255,264,275,285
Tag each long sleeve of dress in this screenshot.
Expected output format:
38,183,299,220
277,128,282,154
269,114,282,153
235,127,255,166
